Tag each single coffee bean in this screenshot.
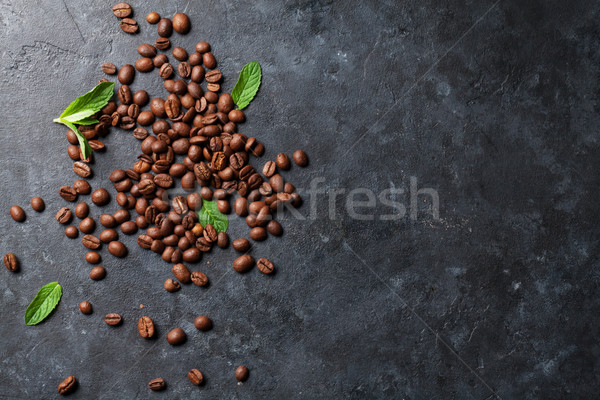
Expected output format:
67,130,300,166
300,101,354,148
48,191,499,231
73,161,92,178
100,214,117,228
229,109,245,123
79,301,92,315
137,43,157,58
188,368,204,386
172,46,188,61
293,150,309,166
65,226,78,238
232,238,251,252
135,57,154,72
166,327,186,345
59,186,78,202
138,316,155,338
120,18,139,33
30,197,45,212
257,257,274,274
194,315,212,331
56,207,72,224
154,174,174,188
79,217,95,234
118,64,135,85
266,220,283,236
276,153,291,170
235,365,249,382
233,197,248,216
155,37,170,50
269,174,284,193
203,52,216,69
85,251,101,264
104,313,122,326
147,11,160,23
121,221,138,235
195,41,210,53
10,205,25,222
203,224,217,243
149,378,166,391
91,188,110,206
113,209,130,224
178,61,191,78
157,18,173,37
217,232,229,249
73,179,91,194
183,247,201,263
189,52,202,66
112,2,132,17
108,241,127,257
118,85,132,104
57,376,77,395
250,227,267,241
133,127,149,139
3,253,18,272
233,254,254,273
164,278,181,292
89,140,105,151
89,266,106,280
190,271,208,286
100,228,118,243
172,263,191,283
102,62,117,75
172,12,191,34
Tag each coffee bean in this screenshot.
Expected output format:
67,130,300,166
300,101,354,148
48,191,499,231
3,253,18,272
164,97,180,118
90,265,106,280
112,2,132,17
250,227,267,241
275,153,291,170
235,365,249,382
79,301,92,314
217,232,229,248
73,161,92,178
89,140,105,151
102,62,117,75
64,225,78,238
154,174,174,188
269,174,284,193
256,257,274,274
91,188,110,206
82,234,101,250
108,241,127,257
233,197,248,217
232,238,250,252
57,376,77,395
155,37,170,50
56,207,72,224
118,64,135,85
99,214,116,228
9,205,25,222
121,221,138,235
233,254,254,273
118,85,132,104
104,313,122,326
138,316,155,338
203,224,217,243
72,181,90,197
172,46,188,61
293,150,308,166
203,52,216,69
147,11,160,23
157,18,173,37
194,315,212,331
229,109,245,123
182,247,201,263
188,368,204,386
135,57,154,72
59,186,77,202
99,228,118,243
28,197,44,213
195,41,210,53
85,251,101,265
178,61,191,78
172,12,191,34
79,217,95,234
166,327,186,345
171,196,188,215
171,263,191,283
133,127,149,139
266,220,283,236
148,378,166,391
137,43,157,58
190,271,208,286
164,278,181,292
120,18,139,34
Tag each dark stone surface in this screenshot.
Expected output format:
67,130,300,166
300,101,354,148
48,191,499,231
1,0,599,398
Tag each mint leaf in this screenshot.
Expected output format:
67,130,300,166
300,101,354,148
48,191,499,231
25,282,62,325
60,81,114,122
231,61,261,110
61,120,92,160
71,117,99,125
197,200,228,233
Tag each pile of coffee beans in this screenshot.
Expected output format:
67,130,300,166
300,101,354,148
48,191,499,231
5,3,310,395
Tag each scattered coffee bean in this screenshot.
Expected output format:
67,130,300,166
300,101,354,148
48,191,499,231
85,251,101,264
10,205,25,222
250,226,267,241
79,217,96,234
235,365,249,382
157,18,173,37
31,197,45,212
65,226,78,238
149,378,166,391
79,301,92,315
57,376,77,395
73,179,91,194
82,234,101,250
266,220,283,236
164,278,181,292
91,188,110,206
232,238,251,252
120,18,139,34
73,161,92,178
56,207,72,224
3,253,18,272
155,37,170,50
194,315,212,331
190,271,208,286
217,231,229,248
172,12,191,34
172,263,191,283
262,161,276,177
257,257,274,274
188,369,204,386
75,202,89,219
112,2,132,18
276,153,291,170
118,64,135,85
102,62,117,75
146,11,160,24
108,241,127,257
59,186,78,202
138,316,155,338
233,254,254,273
90,266,106,280
104,313,122,326
166,327,186,345
293,149,308,166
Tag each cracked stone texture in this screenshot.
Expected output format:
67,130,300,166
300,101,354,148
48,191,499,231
1,0,599,398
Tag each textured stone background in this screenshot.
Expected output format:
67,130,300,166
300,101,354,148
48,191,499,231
1,0,599,398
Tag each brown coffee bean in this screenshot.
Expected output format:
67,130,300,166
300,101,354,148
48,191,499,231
276,153,291,170
121,221,138,235
190,271,208,286
154,174,174,188
9,205,25,222
73,161,92,178
29,197,44,212
235,366,249,382
257,257,274,274
195,42,210,53
90,265,106,280
232,238,251,252
188,368,204,386
112,2,132,17
172,12,191,34
59,186,78,202
82,235,101,250
203,224,217,243
138,316,155,338
108,241,127,257
99,214,116,228
146,11,160,24
65,226,78,238
233,254,254,273
293,150,309,166
164,278,181,292
3,253,18,272
172,46,188,61
202,52,216,69
73,179,91,194
217,232,229,249
57,376,77,395
205,70,222,83
56,207,72,224
79,217,95,234
79,301,92,315
120,18,139,34
91,188,110,206
229,109,245,123
135,57,154,72
89,140,105,151
149,378,166,391
166,327,186,345
250,227,267,241
266,220,283,236
182,247,201,263
178,61,191,78
102,62,117,75
100,228,118,243
157,18,173,37
194,315,212,331
118,64,135,85
172,263,191,283
104,313,122,326
155,37,170,50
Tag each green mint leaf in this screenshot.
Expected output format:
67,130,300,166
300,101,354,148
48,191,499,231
60,81,114,123
60,120,92,159
71,117,99,125
197,200,229,233
25,282,62,325
231,61,261,110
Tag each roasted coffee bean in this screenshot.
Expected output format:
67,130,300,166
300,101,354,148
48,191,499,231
82,234,101,250
146,11,160,24
269,174,284,193
154,174,174,188
56,207,72,224
28,196,44,213
118,64,135,85
65,226,78,238
79,217,95,234
90,265,106,280
246,214,257,228
155,37,170,50
73,179,91,195
157,18,173,37
166,327,186,345
100,214,117,228
276,153,291,170
172,263,191,283
203,52,216,69
229,109,245,123
171,196,188,215
121,221,138,235
102,62,117,75
91,188,110,206
159,63,173,79
135,57,154,72
218,93,234,113
188,52,202,66
259,182,273,197
195,237,211,252
120,18,139,34
164,278,181,292
3,253,18,272
138,316,155,338
136,215,149,229
133,127,149,139
172,12,191,34
266,220,283,236
232,238,250,252
188,368,204,386
120,115,135,129
182,247,201,263
79,301,92,315
112,2,132,17
108,241,127,257
57,376,77,395
104,313,122,326
205,70,222,84
190,271,208,286
172,46,188,61
194,315,212,331
178,61,191,78
257,257,274,274
195,41,210,53
164,98,180,119
217,232,229,248
68,145,80,161
293,150,309,166
118,85,132,104
73,161,92,178
100,228,119,243
235,366,249,382
59,186,77,202
203,224,217,243
233,254,254,273
191,65,205,83
85,251,101,264
149,378,166,391
137,234,153,249
250,227,267,241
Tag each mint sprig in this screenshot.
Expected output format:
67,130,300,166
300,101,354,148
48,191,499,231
197,200,229,233
231,61,261,110
53,82,115,159
25,282,63,325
